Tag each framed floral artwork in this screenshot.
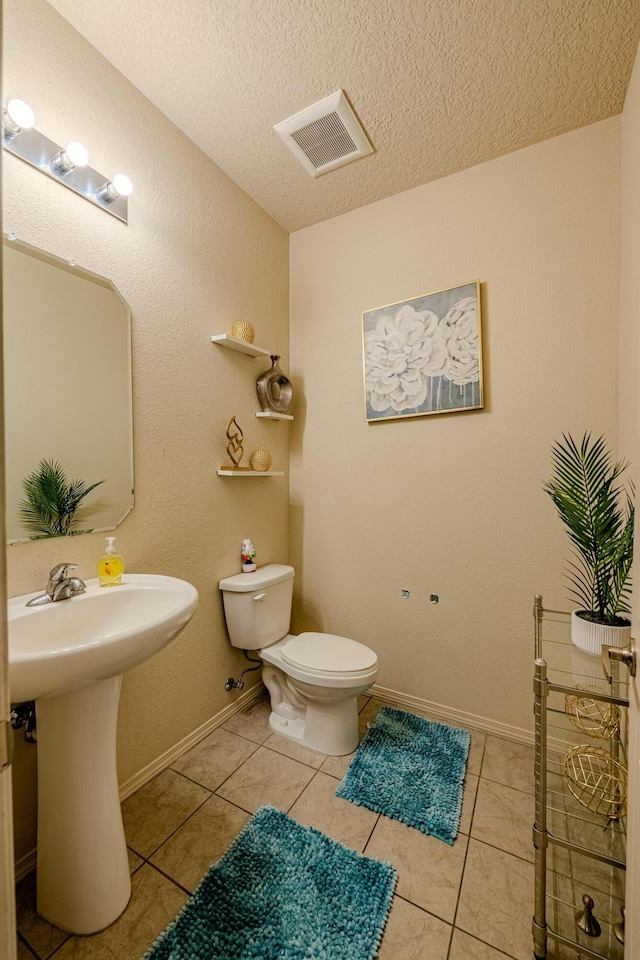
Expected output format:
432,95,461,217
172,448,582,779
362,280,484,422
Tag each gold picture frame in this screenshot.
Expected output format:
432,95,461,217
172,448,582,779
362,280,484,422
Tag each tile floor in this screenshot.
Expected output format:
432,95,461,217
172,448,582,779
16,695,544,960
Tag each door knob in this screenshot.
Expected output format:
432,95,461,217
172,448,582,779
602,639,637,679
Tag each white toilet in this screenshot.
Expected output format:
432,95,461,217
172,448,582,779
219,564,378,755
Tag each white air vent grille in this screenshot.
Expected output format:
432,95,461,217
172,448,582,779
274,90,373,178
290,112,358,169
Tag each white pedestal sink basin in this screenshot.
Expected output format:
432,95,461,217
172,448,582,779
8,574,198,934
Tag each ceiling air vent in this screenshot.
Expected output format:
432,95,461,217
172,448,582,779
274,90,373,178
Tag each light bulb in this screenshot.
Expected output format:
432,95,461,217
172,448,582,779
2,98,35,138
6,98,35,130
96,172,133,203
64,141,89,167
112,173,132,196
50,140,89,175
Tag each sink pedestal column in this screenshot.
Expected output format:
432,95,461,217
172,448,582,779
36,675,131,933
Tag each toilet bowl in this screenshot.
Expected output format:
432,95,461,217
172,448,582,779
219,565,378,755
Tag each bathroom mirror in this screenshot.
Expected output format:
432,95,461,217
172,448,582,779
3,236,134,543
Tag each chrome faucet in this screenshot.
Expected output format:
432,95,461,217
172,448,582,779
25,563,87,607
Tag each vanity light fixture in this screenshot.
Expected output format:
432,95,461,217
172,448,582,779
2,97,131,224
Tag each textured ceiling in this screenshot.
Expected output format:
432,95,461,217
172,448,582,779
47,0,640,232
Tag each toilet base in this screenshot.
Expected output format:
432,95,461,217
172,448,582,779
268,698,359,756
262,664,363,755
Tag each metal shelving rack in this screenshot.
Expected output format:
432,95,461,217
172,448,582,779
533,596,628,960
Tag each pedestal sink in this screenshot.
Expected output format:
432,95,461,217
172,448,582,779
8,574,198,934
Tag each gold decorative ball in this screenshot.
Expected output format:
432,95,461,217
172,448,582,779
250,449,272,471
231,321,255,344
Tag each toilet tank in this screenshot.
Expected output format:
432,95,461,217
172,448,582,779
219,564,294,650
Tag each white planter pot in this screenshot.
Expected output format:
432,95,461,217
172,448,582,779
570,610,631,656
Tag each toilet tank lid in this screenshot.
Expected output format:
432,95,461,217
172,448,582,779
218,564,294,592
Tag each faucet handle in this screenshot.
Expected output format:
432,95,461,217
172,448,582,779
49,563,77,582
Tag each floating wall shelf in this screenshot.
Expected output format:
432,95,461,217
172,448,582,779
255,411,294,421
210,334,271,358
217,470,285,477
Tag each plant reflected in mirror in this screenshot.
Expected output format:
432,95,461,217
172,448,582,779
20,458,105,539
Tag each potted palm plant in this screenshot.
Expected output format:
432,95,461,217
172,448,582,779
20,458,105,539
544,433,634,655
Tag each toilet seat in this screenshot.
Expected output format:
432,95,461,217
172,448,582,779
281,632,377,675
260,634,378,689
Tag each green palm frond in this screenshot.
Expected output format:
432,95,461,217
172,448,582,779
19,458,105,539
543,433,634,623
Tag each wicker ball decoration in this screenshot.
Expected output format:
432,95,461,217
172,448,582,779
564,688,620,740
231,321,255,343
563,744,627,820
249,449,272,471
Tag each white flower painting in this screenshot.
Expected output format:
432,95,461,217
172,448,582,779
362,281,483,422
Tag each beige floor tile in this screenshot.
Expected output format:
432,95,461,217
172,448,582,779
170,726,259,790
127,849,143,873
222,697,272,744
377,895,452,960
263,731,326,768
16,873,70,959
449,928,516,959
456,839,534,960
17,936,38,960
215,745,316,813
471,778,534,862
288,771,378,852
466,729,487,778
50,865,187,960
320,750,356,779
481,736,534,795
151,794,250,892
122,768,210,858
358,694,371,712
365,815,468,923
459,774,479,836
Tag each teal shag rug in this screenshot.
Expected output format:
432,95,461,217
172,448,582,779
142,805,397,960
336,707,470,844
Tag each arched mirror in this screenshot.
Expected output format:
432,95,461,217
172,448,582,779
3,236,134,543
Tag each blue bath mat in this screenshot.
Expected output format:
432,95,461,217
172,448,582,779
142,805,396,960
337,707,470,844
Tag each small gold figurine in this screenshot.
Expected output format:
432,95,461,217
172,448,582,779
223,416,250,470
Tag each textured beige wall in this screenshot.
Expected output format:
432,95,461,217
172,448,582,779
5,0,289,859
289,119,621,733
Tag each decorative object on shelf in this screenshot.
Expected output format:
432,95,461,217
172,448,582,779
249,449,273,472
222,416,250,470
544,433,634,654
362,280,483,422
231,321,255,344
614,906,625,945
256,355,293,415
20,458,105,539
576,894,601,938
564,687,620,740
563,744,627,820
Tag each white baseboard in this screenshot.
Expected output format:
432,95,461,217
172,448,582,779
370,683,535,746
14,682,266,882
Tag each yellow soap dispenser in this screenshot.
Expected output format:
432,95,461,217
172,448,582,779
98,537,124,586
